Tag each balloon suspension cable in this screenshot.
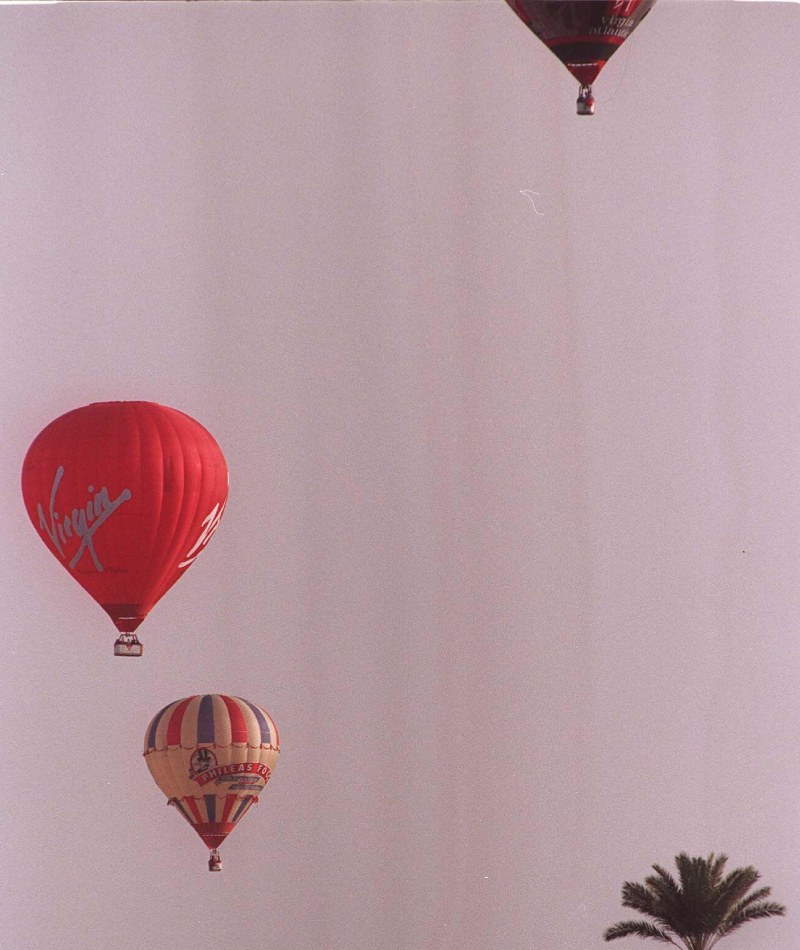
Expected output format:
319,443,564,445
577,84,595,116
208,849,222,872
113,632,143,657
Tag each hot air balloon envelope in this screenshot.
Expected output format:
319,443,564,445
143,694,280,871
21,401,228,655
505,0,658,113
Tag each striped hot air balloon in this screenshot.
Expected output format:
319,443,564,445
21,401,228,656
143,694,280,871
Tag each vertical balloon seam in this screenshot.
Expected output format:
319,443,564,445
149,405,213,615
172,797,194,825
220,694,249,746
134,403,167,618
211,693,232,749
146,698,182,798
139,403,189,615
27,427,47,576
152,698,182,751
238,697,277,750
177,411,217,603
230,796,252,823
220,794,237,823
230,696,254,756
145,701,173,752
142,404,186,604
27,417,65,593
136,401,172,614
236,697,268,751
119,401,141,611
157,700,186,794
167,695,196,747
196,693,215,746
240,703,263,786
263,705,279,750
165,696,198,814
100,403,122,609
182,694,207,751
184,798,203,824
165,697,194,808
158,405,204,607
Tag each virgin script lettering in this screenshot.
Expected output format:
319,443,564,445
37,466,132,571
179,500,226,569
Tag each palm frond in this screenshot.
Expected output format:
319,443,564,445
674,853,695,893
717,901,787,937
622,882,661,917
717,866,760,905
645,867,687,934
605,921,677,944
707,855,728,890
648,866,681,901
706,867,761,930
718,887,773,924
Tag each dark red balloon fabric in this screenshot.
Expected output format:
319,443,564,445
505,0,657,86
21,402,228,636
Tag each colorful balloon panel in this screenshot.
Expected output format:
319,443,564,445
505,0,657,86
21,401,228,647
143,695,280,852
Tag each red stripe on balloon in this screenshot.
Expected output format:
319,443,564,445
193,822,235,850
268,713,280,750
220,695,248,744
184,797,203,824
221,794,237,823
166,697,196,746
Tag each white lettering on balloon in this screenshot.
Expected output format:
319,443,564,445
179,501,226,569
37,466,132,571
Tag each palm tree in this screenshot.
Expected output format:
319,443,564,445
604,852,786,950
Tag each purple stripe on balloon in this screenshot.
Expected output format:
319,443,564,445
197,694,215,745
231,796,252,823
239,698,272,746
147,702,174,750
172,798,194,825
204,794,216,823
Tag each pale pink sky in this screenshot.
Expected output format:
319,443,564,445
1,3,798,950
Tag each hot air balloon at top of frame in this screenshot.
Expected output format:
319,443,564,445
143,694,280,872
21,401,228,656
504,0,658,114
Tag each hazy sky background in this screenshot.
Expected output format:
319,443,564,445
1,2,798,949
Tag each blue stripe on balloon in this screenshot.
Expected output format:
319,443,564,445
147,702,174,750
239,698,272,746
172,798,194,825
204,794,217,823
197,695,215,745
231,796,252,823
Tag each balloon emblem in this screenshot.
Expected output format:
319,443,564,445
143,695,280,871
504,0,658,114
21,401,228,656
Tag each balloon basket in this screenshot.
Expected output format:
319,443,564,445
208,849,222,872
114,633,143,657
577,85,595,116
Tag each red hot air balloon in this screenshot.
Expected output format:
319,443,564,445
505,0,658,114
21,401,228,656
